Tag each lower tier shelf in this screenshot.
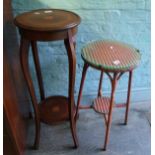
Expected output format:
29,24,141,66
93,97,115,114
39,96,70,125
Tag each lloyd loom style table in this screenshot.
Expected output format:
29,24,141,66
75,40,141,150
14,9,81,149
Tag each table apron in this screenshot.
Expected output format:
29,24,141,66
18,27,78,41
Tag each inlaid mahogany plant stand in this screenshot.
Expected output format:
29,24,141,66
14,9,81,149
75,40,141,150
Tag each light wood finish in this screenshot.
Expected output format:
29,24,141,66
76,40,140,150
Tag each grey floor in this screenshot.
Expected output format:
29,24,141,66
25,101,150,155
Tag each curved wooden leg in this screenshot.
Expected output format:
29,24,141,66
72,35,76,49
98,71,104,97
64,30,79,148
20,37,40,149
72,36,78,115
31,41,45,101
75,63,89,121
103,73,118,151
124,71,133,125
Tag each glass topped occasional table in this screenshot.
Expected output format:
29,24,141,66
76,40,141,150
14,9,81,149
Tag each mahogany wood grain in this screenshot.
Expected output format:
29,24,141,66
31,41,45,101
14,9,80,31
14,9,81,149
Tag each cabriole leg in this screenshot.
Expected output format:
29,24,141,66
64,30,79,148
31,41,45,101
20,37,40,149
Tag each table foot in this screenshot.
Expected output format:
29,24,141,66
70,118,79,148
103,148,107,151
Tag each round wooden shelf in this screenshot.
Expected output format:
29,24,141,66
39,96,69,125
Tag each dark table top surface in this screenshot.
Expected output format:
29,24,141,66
14,9,81,31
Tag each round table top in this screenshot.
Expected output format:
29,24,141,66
81,40,141,72
14,9,81,31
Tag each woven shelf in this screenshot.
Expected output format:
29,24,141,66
93,97,114,114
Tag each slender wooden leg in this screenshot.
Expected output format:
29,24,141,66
20,37,40,149
72,35,76,49
31,41,45,101
98,71,104,97
103,73,118,151
75,63,89,121
72,36,78,115
64,30,79,148
124,71,133,125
